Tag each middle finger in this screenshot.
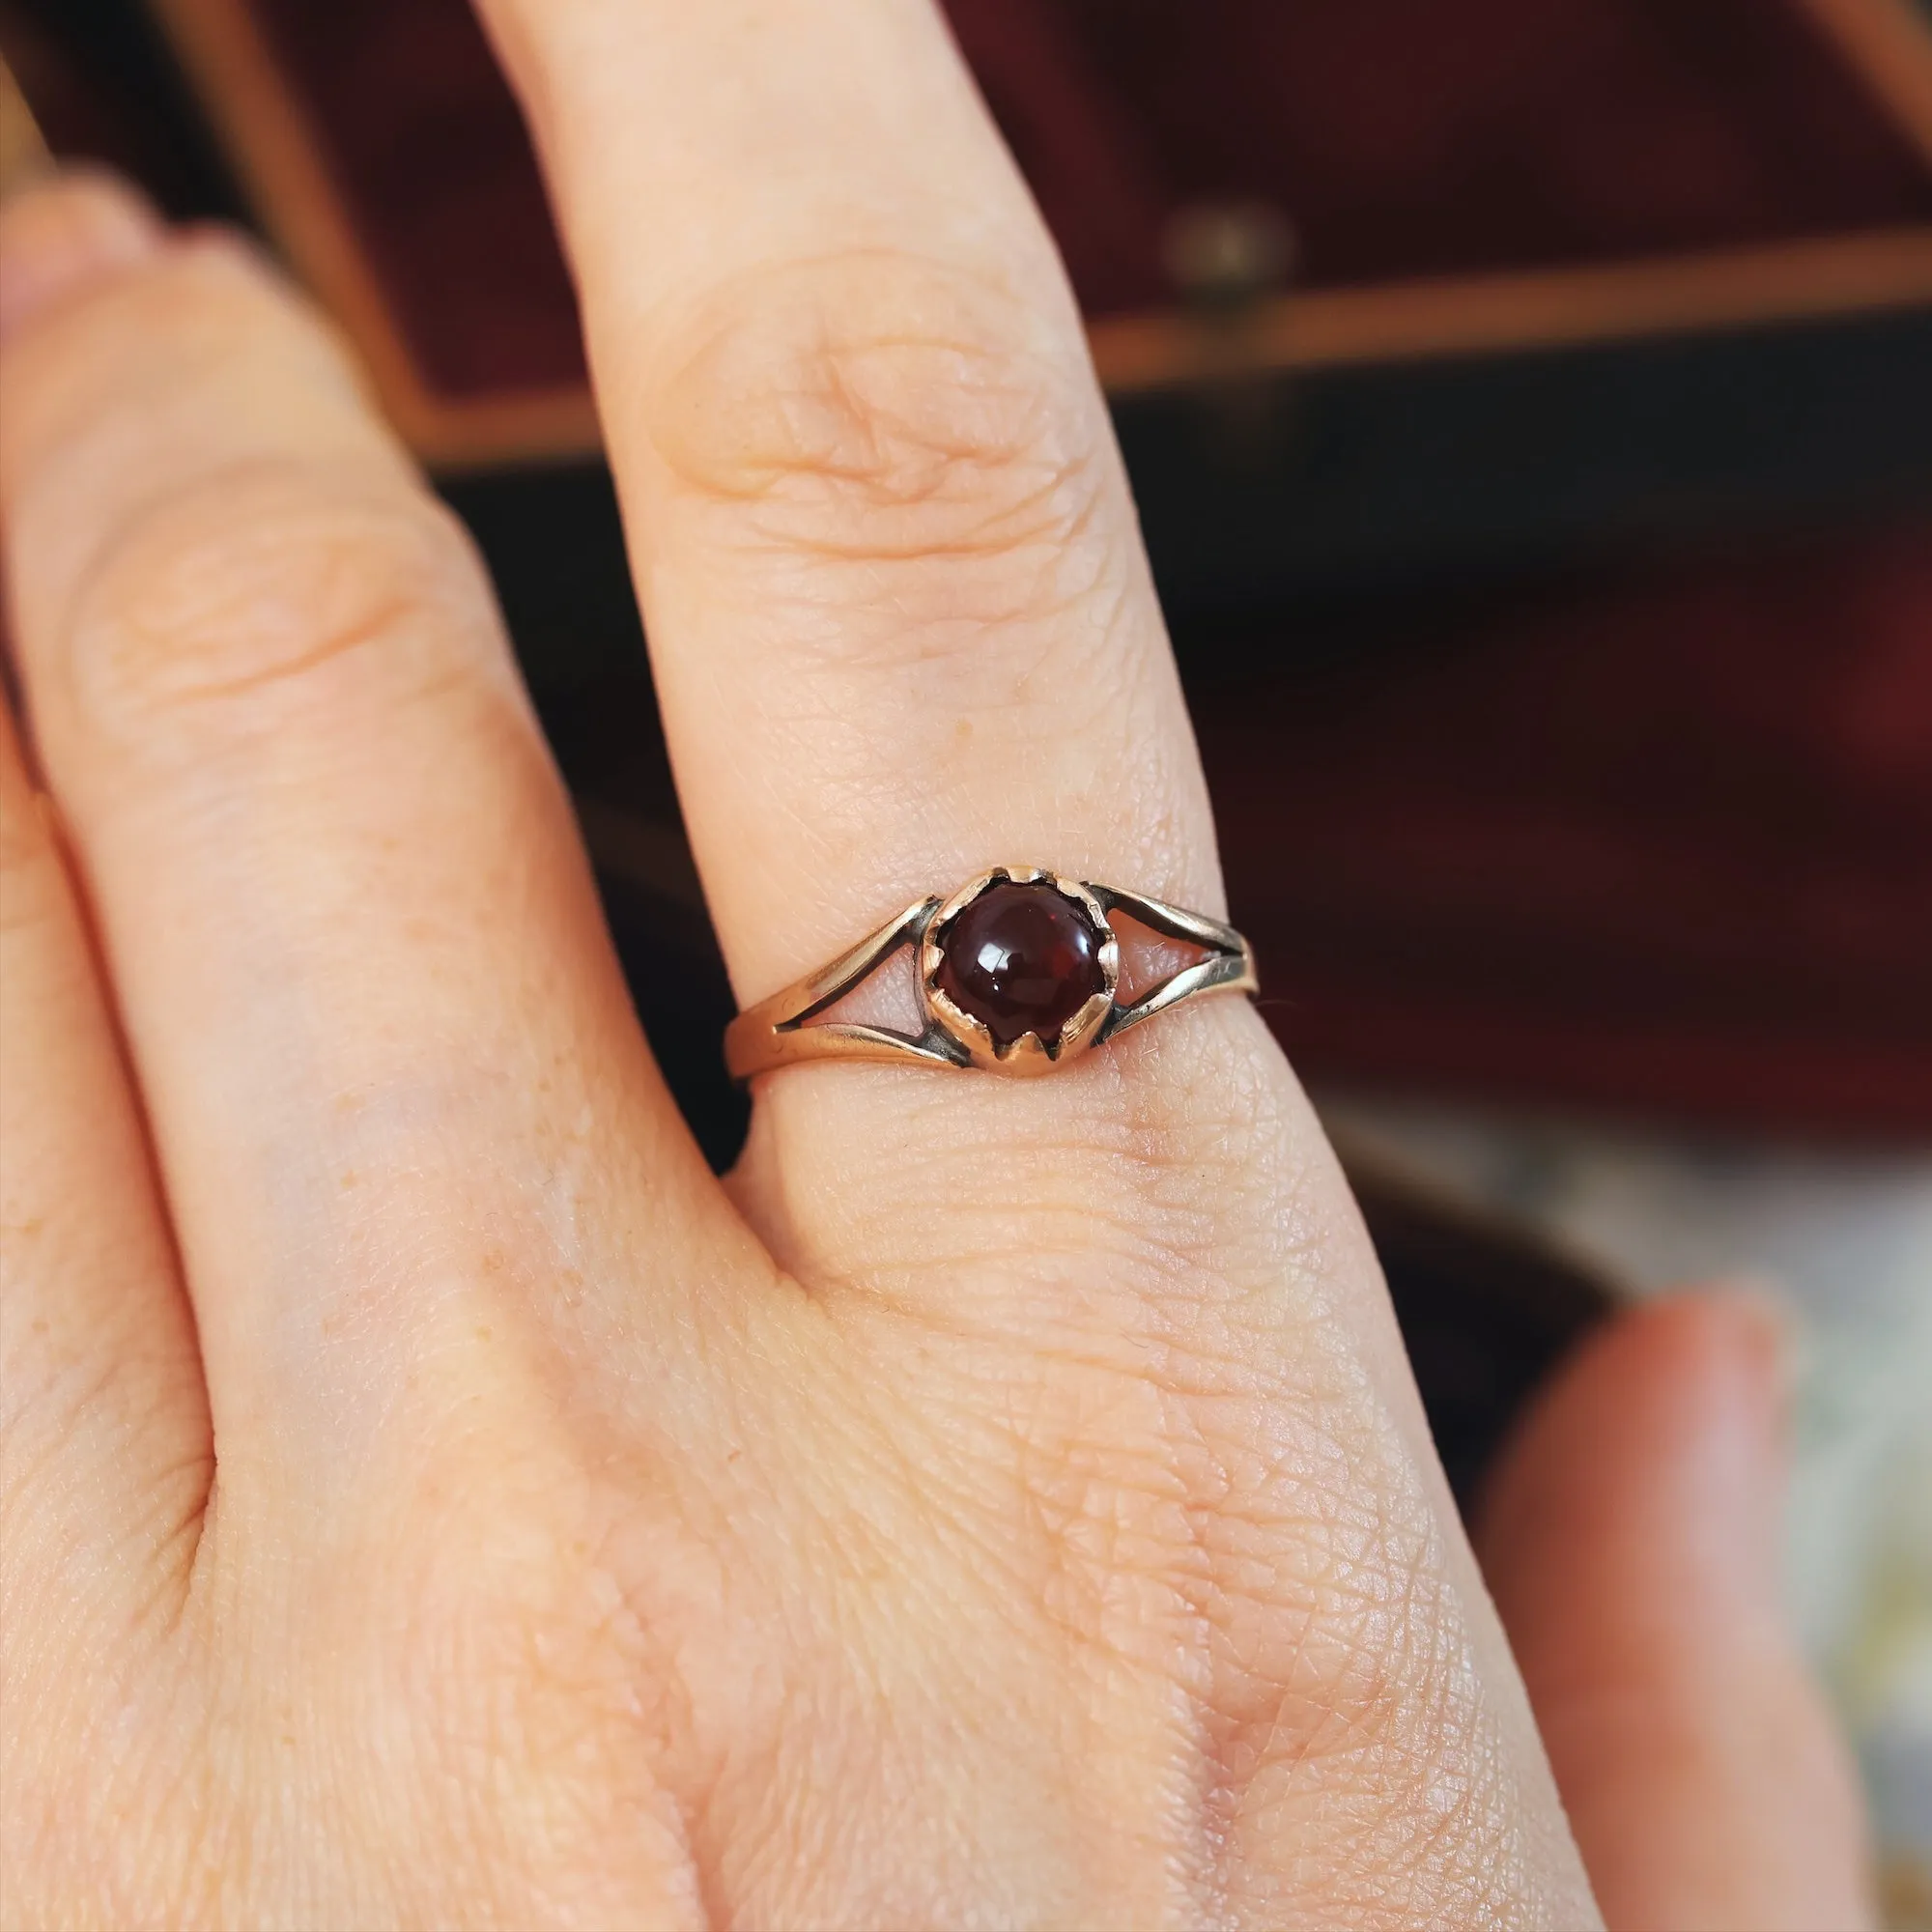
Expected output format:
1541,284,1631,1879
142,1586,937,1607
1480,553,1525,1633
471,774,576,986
0,201,735,1491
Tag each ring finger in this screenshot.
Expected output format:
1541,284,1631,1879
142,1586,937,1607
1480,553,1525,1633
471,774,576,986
477,0,1249,1290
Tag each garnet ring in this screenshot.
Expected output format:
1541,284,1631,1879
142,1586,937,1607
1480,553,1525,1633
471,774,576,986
724,867,1258,1080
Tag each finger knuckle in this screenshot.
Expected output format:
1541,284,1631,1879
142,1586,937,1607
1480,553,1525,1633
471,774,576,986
647,252,1114,590
64,461,499,747
3,231,344,467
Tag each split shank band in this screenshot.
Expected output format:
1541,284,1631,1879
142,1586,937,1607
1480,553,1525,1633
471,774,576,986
724,866,1259,1081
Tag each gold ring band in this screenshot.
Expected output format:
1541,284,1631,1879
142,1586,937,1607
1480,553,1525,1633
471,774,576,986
724,866,1257,1081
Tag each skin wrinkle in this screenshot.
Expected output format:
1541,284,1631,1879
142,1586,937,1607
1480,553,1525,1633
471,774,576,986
740,1009,1300,1306
711,544,1145,782
1017,1401,1233,1917
1,1345,209,1569
36,1630,212,1924
1186,1404,1504,1919
800,1236,1490,1925
642,249,1087,510
58,467,507,747
446,1577,686,1913
2,1283,174,1464
719,1342,1183,1918
299,1424,701,1924
649,330,1138,685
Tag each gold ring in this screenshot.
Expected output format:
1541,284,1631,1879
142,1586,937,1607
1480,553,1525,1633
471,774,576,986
724,866,1257,1080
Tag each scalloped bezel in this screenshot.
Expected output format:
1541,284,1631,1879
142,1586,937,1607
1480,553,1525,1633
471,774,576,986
920,866,1120,1076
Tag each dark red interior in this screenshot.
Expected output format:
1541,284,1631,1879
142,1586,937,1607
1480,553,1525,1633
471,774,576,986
249,0,580,395
247,0,1932,397
1199,520,1932,1131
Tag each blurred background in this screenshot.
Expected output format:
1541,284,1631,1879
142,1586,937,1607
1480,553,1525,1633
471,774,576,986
3,0,1930,1915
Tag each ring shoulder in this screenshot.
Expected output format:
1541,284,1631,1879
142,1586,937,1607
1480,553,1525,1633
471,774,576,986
724,895,949,1081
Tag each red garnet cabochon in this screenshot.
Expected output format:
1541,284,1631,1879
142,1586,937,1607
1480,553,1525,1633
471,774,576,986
933,881,1111,1051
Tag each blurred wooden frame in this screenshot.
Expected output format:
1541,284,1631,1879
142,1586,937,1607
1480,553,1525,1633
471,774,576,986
149,0,1932,469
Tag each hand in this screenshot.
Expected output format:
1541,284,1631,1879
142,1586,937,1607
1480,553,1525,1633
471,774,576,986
0,5,1869,1924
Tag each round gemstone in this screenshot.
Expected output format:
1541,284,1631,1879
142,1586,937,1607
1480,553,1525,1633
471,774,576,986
933,881,1110,1052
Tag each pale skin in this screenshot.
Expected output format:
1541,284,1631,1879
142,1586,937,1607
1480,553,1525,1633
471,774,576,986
0,2,1876,1925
